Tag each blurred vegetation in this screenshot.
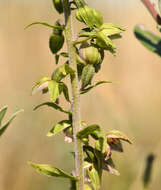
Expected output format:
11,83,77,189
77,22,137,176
0,0,161,190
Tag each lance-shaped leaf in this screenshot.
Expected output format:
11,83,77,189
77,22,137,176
51,64,75,82
134,24,161,57
96,31,115,53
48,80,61,102
31,76,51,95
25,22,64,30
99,23,125,36
0,106,8,126
28,162,78,181
59,82,71,102
81,64,95,89
34,102,71,114
77,124,100,140
47,120,71,137
95,135,108,154
87,165,101,190
0,109,23,137
81,81,113,94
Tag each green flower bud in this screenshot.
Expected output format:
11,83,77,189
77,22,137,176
49,34,64,54
79,43,102,65
52,0,63,14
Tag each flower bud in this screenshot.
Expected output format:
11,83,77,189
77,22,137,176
49,34,64,54
79,43,102,65
52,0,63,14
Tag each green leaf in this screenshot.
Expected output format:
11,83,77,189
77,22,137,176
25,22,63,30
28,162,78,180
87,165,101,190
31,76,51,95
0,109,23,137
60,82,71,102
51,64,75,82
34,102,71,114
81,81,113,94
95,135,107,154
60,52,68,57
81,64,95,89
96,31,115,53
106,130,132,144
0,105,8,126
77,124,100,140
48,80,60,102
134,24,161,57
47,120,71,137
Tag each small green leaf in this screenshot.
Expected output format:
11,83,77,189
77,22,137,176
77,124,100,140
95,135,107,154
47,120,71,137
32,76,51,95
0,109,23,137
134,24,161,57
81,81,113,94
96,31,115,53
34,102,71,114
25,22,63,30
106,130,132,144
0,105,8,126
28,162,78,180
51,64,75,82
60,82,71,102
48,80,60,102
87,165,101,190
60,52,68,57
81,64,95,89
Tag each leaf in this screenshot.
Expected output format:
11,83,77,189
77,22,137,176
95,135,107,154
81,64,95,89
134,24,161,57
106,130,132,144
47,120,71,137
31,76,51,95
28,162,78,180
77,124,100,140
48,80,60,102
60,52,68,57
0,105,8,126
96,31,115,53
81,81,113,94
0,109,24,137
60,82,71,102
87,165,101,190
34,102,71,114
25,22,63,30
51,64,75,82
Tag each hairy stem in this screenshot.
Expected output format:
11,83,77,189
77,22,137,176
62,0,84,189
141,0,161,24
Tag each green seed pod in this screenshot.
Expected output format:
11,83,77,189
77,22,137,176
52,0,63,14
49,34,64,54
79,43,102,65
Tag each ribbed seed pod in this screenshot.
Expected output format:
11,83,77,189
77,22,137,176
52,0,63,14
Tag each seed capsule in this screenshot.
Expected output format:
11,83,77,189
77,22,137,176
79,43,102,65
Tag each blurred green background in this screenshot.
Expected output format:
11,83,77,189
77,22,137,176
0,0,161,189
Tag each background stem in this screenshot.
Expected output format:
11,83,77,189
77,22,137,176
141,0,161,24
62,0,84,189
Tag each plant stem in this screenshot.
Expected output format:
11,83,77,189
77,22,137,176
62,0,84,190
141,0,161,25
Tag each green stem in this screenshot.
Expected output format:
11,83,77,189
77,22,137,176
62,0,84,190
